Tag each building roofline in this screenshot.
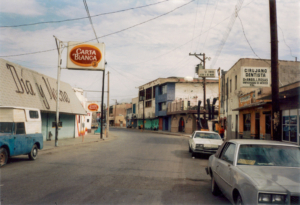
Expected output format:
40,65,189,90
224,58,300,75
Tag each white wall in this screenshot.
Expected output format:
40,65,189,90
174,82,219,106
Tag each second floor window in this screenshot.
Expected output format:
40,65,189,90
158,102,166,111
235,75,237,90
158,85,167,95
145,101,152,107
146,87,152,100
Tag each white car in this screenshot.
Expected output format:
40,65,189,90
206,139,300,205
188,131,223,156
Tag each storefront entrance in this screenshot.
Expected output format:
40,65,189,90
178,117,185,132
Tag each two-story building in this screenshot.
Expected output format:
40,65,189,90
220,58,300,141
138,77,219,134
108,103,132,127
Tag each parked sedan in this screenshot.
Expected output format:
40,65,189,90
206,140,300,205
188,131,223,156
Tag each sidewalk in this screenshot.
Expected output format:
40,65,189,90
42,132,115,151
110,126,191,137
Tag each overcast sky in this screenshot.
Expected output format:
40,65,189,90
0,0,299,105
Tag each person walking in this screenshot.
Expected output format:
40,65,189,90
219,126,225,139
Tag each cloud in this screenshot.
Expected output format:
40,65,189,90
0,0,46,16
0,0,299,105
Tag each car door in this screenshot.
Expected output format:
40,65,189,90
13,122,28,155
215,143,236,199
189,132,195,148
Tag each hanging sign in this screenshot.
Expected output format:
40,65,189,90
67,42,105,70
198,69,216,77
241,67,271,87
87,103,100,112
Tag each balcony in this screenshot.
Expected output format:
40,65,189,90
167,100,219,115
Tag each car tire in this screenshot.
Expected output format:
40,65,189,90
0,148,8,167
236,194,243,205
211,174,221,196
28,144,38,160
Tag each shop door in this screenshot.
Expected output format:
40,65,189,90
165,118,169,131
255,113,260,139
178,117,185,132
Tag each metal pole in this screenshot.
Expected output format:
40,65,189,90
54,36,62,147
100,69,105,140
203,53,206,121
143,90,145,130
106,71,110,138
269,0,281,141
218,68,221,124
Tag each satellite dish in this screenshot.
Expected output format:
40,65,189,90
184,76,193,82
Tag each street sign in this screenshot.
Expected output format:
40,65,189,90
67,41,105,70
198,69,216,78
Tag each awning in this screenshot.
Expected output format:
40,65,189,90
232,102,270,111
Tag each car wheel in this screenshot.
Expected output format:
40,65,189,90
211,174,221,196
0,148,8,167
236,194,243,205
28,144,38,160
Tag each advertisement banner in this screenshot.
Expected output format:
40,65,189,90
198,69,216,78
67,41,105,70
241,67,271,87
87,102,100,112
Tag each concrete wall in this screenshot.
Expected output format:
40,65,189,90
170,114,196,134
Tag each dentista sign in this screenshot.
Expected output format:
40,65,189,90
67,42,105,70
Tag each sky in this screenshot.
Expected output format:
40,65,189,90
0,0,299,106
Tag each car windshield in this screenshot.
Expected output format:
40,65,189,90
237,145,300,167
194,133,221,139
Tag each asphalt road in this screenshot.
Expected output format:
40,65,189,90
0,128,230,205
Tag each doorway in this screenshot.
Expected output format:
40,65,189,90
255,113,260,139
178,117,185,132
235,115,238,139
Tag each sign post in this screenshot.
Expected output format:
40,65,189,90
66,41,106,140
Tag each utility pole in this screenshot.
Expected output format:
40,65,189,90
106,71,110,138
100,68,105,140
54,36,65,147
189,53,209,121
217,68,221,124
142,90,145,130
269,0,281,141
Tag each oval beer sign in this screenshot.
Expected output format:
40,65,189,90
70,44,102,67
88,103,99,112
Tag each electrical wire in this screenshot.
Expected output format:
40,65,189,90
0,0,194,58
194,0,210,52
0,0,169,28
209,0,244,69
189,0,200,52
83,0,99,43
237,14,270,66
203,0,219,50
278,26,297,59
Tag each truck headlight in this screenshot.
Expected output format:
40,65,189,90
258,193,286,204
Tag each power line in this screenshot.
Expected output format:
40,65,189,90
189,0,200,52
83,0,99,43
0,0,194,58
278,26,297,59
203,0,219,50
0,0,169,28
194,0,210,52
237,14,270,66
209,0,244,69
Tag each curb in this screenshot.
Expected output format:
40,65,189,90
41,135,117,152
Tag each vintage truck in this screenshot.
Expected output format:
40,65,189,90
0,106,43,167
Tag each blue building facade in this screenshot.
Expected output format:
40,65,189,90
155,83,175,131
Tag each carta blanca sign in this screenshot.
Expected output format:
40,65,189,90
198,69,216,78
67,42,105,71
241,67,271,87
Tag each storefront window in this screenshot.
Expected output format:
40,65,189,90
282,109,298,143
243,114,251,131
